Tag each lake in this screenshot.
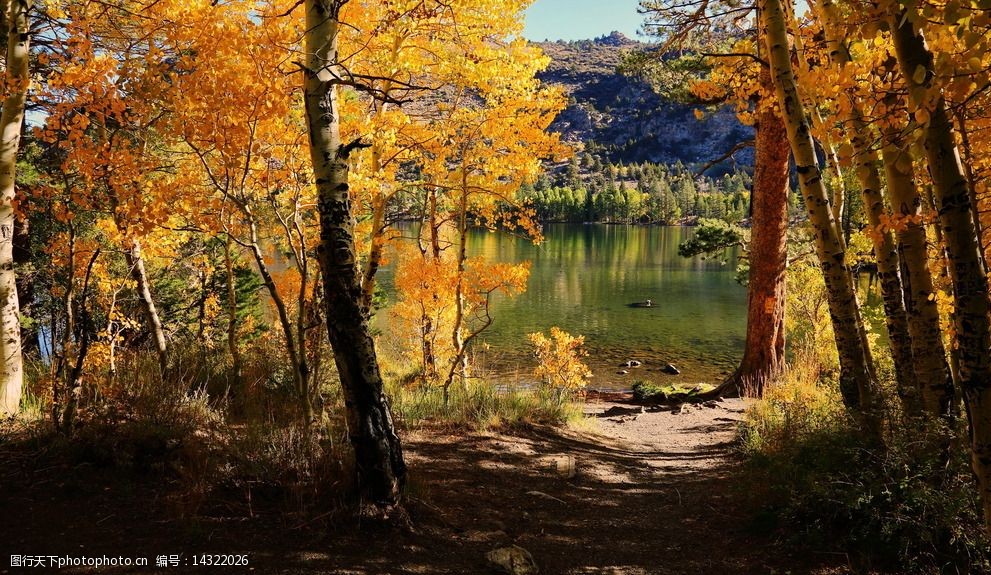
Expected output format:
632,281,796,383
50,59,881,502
379,224,747,390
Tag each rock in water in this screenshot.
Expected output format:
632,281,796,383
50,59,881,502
620,360,643,368
617,369,629,375
487,545,539,575
661,363,681,375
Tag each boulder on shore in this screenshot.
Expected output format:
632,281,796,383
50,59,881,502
600,405,644,417
486,545,539,575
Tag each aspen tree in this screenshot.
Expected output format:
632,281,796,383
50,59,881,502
814,0,917,410
886,3,991,532
0,0,29,415
880,135,953,416
303,0,406,504
760,0,880,429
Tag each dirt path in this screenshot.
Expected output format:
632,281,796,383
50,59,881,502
2,400,847,574
310,398,845,574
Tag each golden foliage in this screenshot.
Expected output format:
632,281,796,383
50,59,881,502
528,327,592,395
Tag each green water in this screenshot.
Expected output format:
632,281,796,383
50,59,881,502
381,224,747,390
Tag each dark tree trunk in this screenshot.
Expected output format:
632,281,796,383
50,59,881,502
13,214,36,356
304,0,406,505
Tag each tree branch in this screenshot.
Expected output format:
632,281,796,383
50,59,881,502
696,138,754,176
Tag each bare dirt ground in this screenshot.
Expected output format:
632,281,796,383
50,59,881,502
1,399,850,574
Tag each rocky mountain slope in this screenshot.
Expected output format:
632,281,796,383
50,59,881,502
536,32,753,169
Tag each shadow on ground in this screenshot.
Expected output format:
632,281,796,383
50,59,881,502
1,403,848,574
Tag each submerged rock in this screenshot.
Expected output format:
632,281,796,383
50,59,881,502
661,363,681,375
487,545,539,575
620,360,643,368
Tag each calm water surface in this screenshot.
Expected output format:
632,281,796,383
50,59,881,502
380,224,746,390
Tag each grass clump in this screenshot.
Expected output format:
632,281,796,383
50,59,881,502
631,380,714,403
741,357,990,574
388,380,584,431
379,328,589,431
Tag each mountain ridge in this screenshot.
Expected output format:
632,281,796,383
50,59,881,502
535,31,753,171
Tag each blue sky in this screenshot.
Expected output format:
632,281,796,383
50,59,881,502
523,0,644,42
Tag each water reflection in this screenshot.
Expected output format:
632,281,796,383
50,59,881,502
379,224,747,390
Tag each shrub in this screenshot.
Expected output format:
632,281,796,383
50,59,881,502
223,422,351,513
785,260,837,369
528,327,592,397
741,359,990,573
